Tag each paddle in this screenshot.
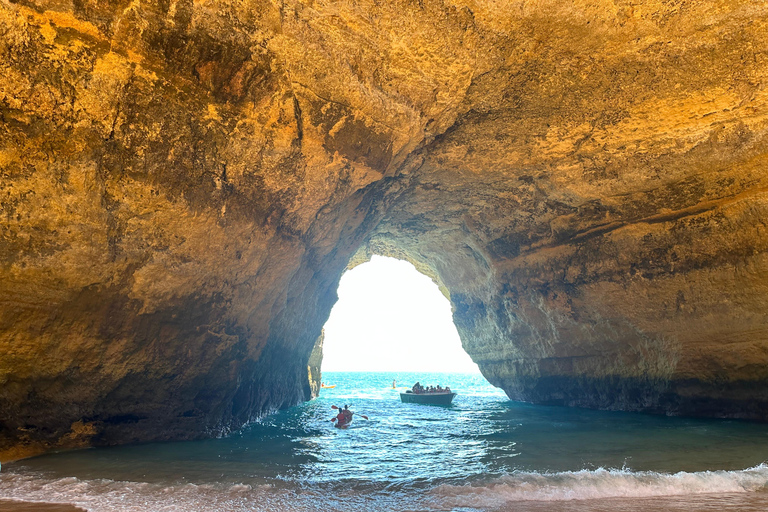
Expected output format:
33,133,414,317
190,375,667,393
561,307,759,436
331,405,369,420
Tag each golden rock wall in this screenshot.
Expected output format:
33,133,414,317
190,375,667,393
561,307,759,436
1,0,767,459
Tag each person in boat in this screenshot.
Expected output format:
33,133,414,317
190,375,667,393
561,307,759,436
412,382,422,394
342,405,353,424
331,407,349,427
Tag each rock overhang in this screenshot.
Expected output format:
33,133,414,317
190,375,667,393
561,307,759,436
1,0,768,460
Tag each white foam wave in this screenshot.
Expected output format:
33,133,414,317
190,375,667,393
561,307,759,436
0,474,283,512
431,464,768,508
4,465,768,511
0,473,418,512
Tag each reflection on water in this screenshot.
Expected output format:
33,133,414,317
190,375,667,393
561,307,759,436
3,372,768,511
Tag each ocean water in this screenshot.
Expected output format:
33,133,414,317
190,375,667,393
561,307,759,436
3,371,768,511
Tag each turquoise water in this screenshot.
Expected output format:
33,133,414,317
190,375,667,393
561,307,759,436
3,371,768,511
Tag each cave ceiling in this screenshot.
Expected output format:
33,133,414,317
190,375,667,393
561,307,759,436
1,0,768,460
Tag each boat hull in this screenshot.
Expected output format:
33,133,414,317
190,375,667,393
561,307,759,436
400,392,456,405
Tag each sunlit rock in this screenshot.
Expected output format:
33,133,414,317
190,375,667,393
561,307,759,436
1,0,767,460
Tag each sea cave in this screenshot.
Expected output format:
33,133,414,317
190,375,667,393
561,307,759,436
1,0,768,468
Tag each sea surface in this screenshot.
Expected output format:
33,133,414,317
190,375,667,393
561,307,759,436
3,371,768,511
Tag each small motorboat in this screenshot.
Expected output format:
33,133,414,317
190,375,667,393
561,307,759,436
400,390,456,406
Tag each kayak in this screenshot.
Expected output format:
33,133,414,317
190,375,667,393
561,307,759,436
321,384,336,389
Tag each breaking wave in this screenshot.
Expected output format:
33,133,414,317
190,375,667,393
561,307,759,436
3,465,768,512
431,464,768,509
0,473,283,512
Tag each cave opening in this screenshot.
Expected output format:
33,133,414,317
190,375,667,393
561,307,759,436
320,255,479,373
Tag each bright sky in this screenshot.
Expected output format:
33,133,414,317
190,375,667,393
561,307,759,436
321,255,480,373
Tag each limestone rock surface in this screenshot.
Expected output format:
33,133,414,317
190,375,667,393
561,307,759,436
1,0,768,460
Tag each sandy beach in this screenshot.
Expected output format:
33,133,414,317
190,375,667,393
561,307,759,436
0,501,85,511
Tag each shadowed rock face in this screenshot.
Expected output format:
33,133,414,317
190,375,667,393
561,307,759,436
1,0,767,459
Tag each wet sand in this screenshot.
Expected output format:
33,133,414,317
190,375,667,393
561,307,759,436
480,492,768,512
0,500,85,511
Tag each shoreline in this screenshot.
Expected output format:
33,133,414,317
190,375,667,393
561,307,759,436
0,500,86,511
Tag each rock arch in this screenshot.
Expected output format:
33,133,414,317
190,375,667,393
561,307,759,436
1,0,768,460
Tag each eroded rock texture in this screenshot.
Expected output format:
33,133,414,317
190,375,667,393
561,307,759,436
1,0,767,459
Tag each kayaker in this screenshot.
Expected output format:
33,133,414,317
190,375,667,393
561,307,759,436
330,404,369,426
332,408,348,427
